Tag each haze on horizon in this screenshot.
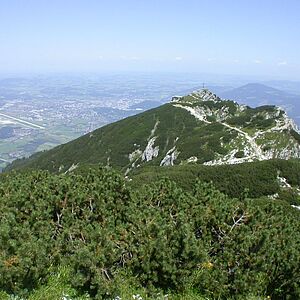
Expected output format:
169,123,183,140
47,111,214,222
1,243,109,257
0,0,300,80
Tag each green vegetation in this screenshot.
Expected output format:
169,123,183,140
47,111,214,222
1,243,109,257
234,150,244,158
227,106,277,130
291,129,300,143
129,159,300,203
0,166,300,299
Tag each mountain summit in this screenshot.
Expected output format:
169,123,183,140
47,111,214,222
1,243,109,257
7,89,300,173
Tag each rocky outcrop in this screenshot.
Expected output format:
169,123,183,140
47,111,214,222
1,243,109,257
142,137,159,162
160,147,179,166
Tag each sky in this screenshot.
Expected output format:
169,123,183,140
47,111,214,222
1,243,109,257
0,0,300,79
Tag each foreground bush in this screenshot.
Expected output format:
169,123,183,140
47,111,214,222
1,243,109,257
0,167,299,299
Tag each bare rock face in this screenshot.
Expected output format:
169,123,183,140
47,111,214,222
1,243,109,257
142,137,159,162
160,147,180,166
191,89,219,102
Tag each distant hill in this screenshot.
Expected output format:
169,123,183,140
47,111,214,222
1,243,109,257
6,89,300,174
219,83,300,126
263,80,300,95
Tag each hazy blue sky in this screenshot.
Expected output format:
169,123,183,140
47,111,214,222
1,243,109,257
0,0,299,79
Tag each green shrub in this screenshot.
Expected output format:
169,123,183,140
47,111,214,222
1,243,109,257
1,166,300,299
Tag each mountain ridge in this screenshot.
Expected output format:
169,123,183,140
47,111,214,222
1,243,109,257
5,88,300,173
